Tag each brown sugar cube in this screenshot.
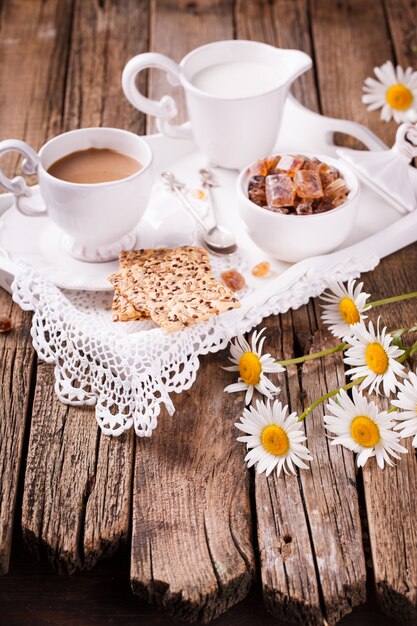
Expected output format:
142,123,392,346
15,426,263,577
319,163,340,188
315,199,335,213
221,269,246,292
252,261,270,278
293,170,323,199
275,154,304,176
301,157,322,172
250,156,280,177
248,175,266,206
0,315,12,333
266,206,291,214
265,174,296,208
296,201,314,215
323,178,349,208
323,177,349,199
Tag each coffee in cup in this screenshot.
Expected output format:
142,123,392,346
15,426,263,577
47,147,142,184
0,128,153,262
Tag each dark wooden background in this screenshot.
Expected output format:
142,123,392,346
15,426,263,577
0,1,416,625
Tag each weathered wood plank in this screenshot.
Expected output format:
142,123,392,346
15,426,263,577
255,319,322,625
0,293,35,575
255,315,366,625
234,0,319,112
357,267,417,625
236,2,367,623
310,0,395,146
0,0,74,575
130,2,254,621
0,0,74,168
131,351,254,622
146,0,234,133
289,320,366,623
311,2,417,622
130,4,254,618
384,0,417,70
21,0,149,570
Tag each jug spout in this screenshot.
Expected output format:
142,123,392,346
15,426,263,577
278,49,312,85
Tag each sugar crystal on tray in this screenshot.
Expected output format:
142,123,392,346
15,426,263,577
248,175,266,206
275,154,304,175
265,173,296,207
293,170,323,199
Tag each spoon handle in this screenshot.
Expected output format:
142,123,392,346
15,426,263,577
205,184,221,228
173,188,209,231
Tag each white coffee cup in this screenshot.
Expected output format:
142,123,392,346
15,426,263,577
0,127,153,262
122,40,311,169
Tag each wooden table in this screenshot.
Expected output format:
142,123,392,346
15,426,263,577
0,1,416,625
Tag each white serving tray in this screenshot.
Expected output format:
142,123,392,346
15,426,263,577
3,96,417,437
0,96,415,297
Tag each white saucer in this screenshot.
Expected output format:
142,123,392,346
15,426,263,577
0,186,197,291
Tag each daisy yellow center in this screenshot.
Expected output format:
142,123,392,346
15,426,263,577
365,342,389,375
239,352,262,385
386,84,413,111
339,297,360,325
261,424,289,456
350,415,380,447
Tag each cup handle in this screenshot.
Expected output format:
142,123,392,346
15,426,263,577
0,139,47,216
122,52,193,140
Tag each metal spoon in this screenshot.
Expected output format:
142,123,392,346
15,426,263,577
161,171,238,255
198,167,238,254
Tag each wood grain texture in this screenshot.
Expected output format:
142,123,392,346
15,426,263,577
236,3,366,623
384,0,417,69
146,0,234,133
358,267,417,625
63,0,148,133
234,0,319,112
291,322,366,624
0,0,74,174
130,3,253,622
307,4,417,620
363,434,417,625
255,324,322,625
0,293,35,575
21,0,149,571
255,316,366,625
131,351,254,623
311,0,396,146
0,0,73,575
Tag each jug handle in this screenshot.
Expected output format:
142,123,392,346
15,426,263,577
122,53,192,140
323,118,387,152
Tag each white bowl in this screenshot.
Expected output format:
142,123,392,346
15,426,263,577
237,152,360,263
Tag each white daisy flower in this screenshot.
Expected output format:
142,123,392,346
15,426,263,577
223,328,284,405
392,370,417,447
343,318,405,397
362,60,417,123
320,278,371,339
324,387,407,468
235,398,312,476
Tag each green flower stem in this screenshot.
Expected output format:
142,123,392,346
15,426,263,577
279,324,417,368
277,342,347,367
298,377,365,422
398,338,417,363
370,291,417,308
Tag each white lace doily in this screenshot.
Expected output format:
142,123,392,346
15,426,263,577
11,250,379,437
